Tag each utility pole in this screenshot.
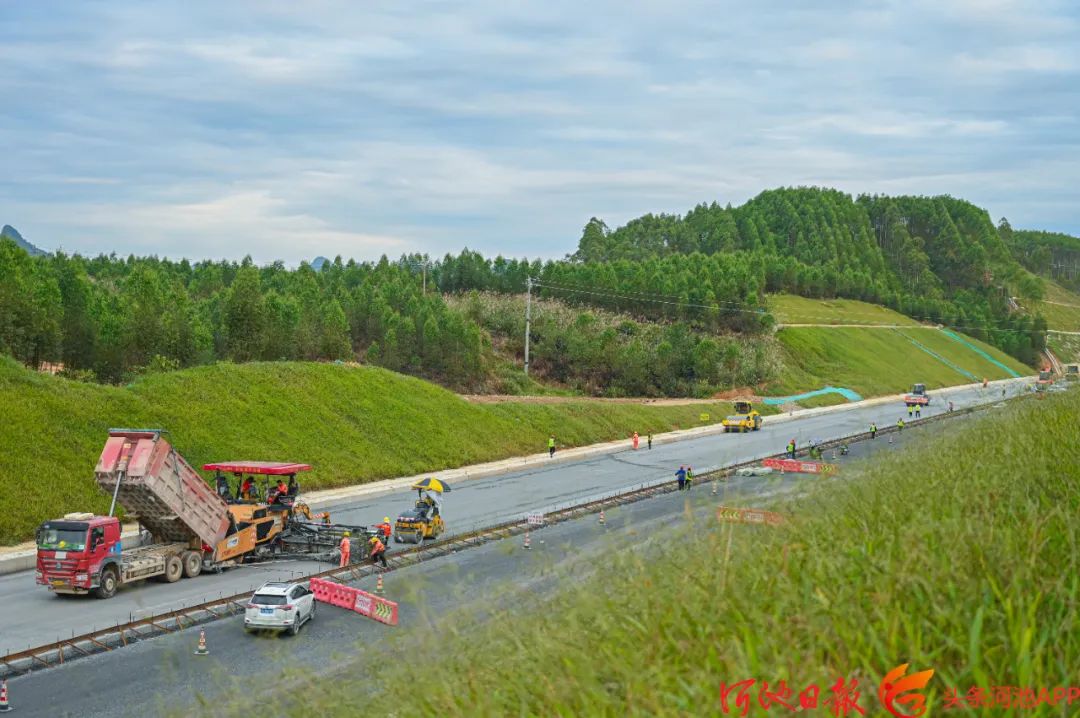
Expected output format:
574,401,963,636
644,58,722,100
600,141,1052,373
524,276,533,376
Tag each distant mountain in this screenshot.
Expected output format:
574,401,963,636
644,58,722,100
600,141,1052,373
1,225,46,256
311,256,329,271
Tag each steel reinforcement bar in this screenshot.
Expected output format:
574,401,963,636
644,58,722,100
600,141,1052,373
0,401,994,677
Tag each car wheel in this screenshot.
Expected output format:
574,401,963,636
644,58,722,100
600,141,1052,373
289,618,300,636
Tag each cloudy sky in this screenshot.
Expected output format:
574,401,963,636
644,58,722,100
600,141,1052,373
1,0,1078,263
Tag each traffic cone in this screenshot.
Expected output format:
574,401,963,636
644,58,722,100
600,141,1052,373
523,531,531,550
598,509,606,526
194,629,209,656
0,679,12,712
376,572,384,595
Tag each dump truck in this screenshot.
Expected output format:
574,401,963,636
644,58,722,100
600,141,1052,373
904,383,931,406
35,431,375,599
36,429,256,598
1035,370,1054,392
721,401,762,433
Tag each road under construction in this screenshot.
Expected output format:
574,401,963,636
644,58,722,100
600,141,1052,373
4,406,1015,718
0,378,1035,715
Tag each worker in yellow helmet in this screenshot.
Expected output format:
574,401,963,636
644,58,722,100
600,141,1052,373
339,531,352,567
377,516,393,545
369,534,388,568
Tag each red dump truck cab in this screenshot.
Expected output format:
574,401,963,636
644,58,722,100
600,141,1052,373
36,513,123,595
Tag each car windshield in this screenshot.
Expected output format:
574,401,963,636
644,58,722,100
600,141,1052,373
251,593,288,606
38,527,87,551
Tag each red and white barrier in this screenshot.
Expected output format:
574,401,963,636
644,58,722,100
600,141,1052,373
763,458,839,475
310,576,398,626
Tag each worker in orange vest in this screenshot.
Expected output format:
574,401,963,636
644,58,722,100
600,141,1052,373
369,535,388,568
339,531,352,567
377,516,393,545
632,431,640,450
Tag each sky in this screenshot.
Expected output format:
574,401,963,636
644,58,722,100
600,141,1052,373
1,0,1078,264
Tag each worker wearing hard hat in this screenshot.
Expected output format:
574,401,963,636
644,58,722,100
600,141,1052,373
369,535,388,568
377,516,393,544
339,531,352,568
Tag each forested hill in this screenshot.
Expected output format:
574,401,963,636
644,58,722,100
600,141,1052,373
1001,224,1080,291
568,187,1047,363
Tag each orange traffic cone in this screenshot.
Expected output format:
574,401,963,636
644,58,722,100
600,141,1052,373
376,572,384,595
0,679,12,712
598,509,606,526
194,629,209,656
523,531,531,550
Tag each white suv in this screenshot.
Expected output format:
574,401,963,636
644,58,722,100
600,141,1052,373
244,581,316,635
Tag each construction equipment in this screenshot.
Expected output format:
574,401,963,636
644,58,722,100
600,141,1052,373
394,483,447,544
904,383,931,406
1065,364,1079,381
721,401,762,433
35,430,375,600
1036,369,1054,392
36,430,256,598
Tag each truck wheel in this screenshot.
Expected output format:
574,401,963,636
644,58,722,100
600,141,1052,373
182,551,203,578
93,567,119,599
162,555,183,583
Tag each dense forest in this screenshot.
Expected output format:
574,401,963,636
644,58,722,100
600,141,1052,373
0,186,1056,395
565,188,1048,364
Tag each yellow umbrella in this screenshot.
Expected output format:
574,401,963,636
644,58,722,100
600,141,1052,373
411,477,451,493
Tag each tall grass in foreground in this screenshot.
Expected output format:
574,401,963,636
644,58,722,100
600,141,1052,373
301,390,1079,717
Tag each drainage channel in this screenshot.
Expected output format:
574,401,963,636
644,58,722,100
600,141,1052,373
0,401,993,677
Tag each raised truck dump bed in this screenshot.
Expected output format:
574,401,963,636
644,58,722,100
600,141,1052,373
94,429,231,547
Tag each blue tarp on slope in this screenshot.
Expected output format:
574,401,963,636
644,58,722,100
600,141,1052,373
761,386,863,405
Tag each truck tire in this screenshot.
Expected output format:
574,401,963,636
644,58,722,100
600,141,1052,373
182,551,203,578
93,566,119,599
161,555,183,583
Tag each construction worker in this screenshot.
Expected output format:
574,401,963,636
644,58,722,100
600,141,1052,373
897,417,905,433
675,465,687,490
907,404,913,418
632,431,640,450
869,423,877,439
983,377,988,388
948,401,954,412
369,535,388,568
378,516,393,544
270,478,289,504
647,433,653,450
787,439,796,458
685,466,694,491
914,404,921,419
339,531,352,567
240,476,255,500
548,435,556,458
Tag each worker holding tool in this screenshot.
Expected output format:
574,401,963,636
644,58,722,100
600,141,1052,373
369,535,388,568
339,531,352,567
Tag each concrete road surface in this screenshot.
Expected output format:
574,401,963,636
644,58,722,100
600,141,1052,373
0,379,1030,656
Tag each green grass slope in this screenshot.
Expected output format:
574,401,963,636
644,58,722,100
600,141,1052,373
769,293,923,326
302,389,1079,716
1037,281,1080,332
770,326,1030,400
0,358,733,545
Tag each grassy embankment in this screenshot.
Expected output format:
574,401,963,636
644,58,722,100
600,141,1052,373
764,295,1030,408
299,388,1079,716
1037,281,1080,333
0,358,736,546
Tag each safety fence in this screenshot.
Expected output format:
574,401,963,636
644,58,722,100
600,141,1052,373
310,577,398,626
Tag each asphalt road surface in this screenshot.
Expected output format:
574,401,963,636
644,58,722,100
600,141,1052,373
0,379,1031,656
7,419,948,718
